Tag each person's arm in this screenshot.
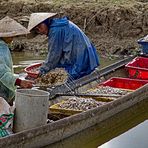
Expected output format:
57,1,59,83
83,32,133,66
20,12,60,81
0,44,33,91
0,60,33,89
0,59,17,92
0,42,18,92
39,29,63,75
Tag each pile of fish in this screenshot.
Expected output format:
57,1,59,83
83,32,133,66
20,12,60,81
86,86,130,95
56,97,105,111
35,68,68,87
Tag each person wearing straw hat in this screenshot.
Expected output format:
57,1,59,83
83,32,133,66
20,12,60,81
0,16,33,105
28,12,99,80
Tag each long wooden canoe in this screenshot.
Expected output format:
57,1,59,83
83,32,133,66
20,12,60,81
1,55,148,148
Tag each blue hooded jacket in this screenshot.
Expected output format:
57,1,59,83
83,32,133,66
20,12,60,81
40,17,99,79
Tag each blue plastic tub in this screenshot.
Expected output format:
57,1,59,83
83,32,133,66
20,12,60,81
138,38,148,54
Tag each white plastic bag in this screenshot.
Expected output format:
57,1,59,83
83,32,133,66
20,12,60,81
0,97,14,137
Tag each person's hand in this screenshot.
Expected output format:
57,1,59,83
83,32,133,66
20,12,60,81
20,80,33,88
33,71,41,79
35,71,44,78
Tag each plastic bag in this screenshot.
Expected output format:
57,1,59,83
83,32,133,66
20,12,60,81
0,97,14,138
0,114,14,137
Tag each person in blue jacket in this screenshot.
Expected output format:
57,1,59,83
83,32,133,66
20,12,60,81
28,13,99,80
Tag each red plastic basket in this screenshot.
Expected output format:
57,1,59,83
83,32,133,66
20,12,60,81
24,63,42,78
99,77,148,90
125,57,148,80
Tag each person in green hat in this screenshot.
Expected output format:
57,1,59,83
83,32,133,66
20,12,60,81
0,16,33,105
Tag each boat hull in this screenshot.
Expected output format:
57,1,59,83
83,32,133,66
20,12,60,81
1,56,147,148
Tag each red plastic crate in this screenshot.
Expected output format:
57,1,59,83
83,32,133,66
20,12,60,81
99,77,148,90
24,63,42,78
125,57,148,79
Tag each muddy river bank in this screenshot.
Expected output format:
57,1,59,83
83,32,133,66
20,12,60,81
1,0,147,56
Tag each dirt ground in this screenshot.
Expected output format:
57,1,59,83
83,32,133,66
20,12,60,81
0,0,148,57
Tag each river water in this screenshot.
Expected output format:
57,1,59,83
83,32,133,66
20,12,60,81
12,51,148,148
11,51,118,72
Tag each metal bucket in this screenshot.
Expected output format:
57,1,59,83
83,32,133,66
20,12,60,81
14,89,49,132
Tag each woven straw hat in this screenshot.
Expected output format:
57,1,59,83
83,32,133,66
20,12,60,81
0,16,29,37
28,12,57,31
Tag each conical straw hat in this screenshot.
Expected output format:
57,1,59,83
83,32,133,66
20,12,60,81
28,12,57,31
0,16,29,37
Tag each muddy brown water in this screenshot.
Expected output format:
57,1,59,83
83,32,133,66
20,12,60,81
12,51,45,71
12,52,148,148
12,51,119,72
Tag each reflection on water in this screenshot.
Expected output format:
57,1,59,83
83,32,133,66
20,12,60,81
99,120,148,148
99,56,120,69
11,51,119,72
12,51,45,73
12,51,45,69
46,100,148,148
18,60,44,65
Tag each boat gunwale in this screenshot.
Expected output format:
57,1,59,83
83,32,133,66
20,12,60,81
1,83,148,147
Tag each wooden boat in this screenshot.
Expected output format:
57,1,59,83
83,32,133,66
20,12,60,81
1,55,148,148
